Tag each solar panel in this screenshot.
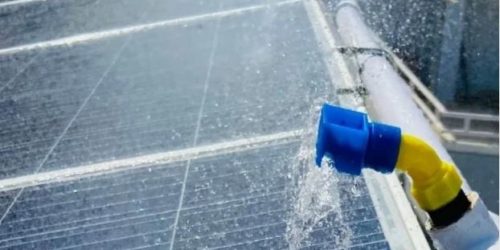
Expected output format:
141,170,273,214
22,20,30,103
0,143,387,249
0,0,394,249
0,0,285,49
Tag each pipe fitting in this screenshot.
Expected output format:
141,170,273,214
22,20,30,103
396,134,463,211
316,103,464,212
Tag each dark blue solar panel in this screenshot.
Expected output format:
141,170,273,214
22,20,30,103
0,0,390,249
0,143,387,249
0,37,125,178
0,163,185,249
0,0,283,49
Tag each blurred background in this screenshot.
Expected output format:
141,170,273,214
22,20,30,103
357,0,499,213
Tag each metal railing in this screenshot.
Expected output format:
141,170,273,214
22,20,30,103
388,51,499,153
366,36,499,154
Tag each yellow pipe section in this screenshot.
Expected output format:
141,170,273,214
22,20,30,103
395,134,463,211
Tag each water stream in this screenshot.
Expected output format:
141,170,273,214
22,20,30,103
285,102,366,249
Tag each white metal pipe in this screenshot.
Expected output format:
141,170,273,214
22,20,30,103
334,3,455,164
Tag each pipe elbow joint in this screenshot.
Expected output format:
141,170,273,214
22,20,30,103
316,104,463,212
396,134,463,211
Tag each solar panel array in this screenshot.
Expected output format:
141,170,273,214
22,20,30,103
0,0,390,249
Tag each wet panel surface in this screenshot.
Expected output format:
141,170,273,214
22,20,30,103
197,4,331,144
0,37,127,178
0,162,186,249
0,0,391,249
0,144,387,249
0,0,284,49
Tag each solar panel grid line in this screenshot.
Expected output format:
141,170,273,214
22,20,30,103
84,62,168,82
0,95,88,125
2,35,129,165
171,7,252,247
0,90,89,115
54,228,170,250
0,199,172,232
36,214,173,245
165,194,283,221
0,193,175,227
0,144,48,159
55,114,190,137
178,191,285,216
0,34,132,225
345,232,386,246
1,214,176,249
0,53,32,84
8,173,184,205
304,215,380,234
178,206,288,229
80,64,186,87
0,186,278,229
0,217,175,249
188,178,280,195
308,217,382,235
17,165,183,193
339,207,378,221
126,242,169,250
187,168,286,190
299,232,386,249
189,177,280,195
0,0,302,56
0,85,92,105
50,103,199,131
0,104,198,141
0,78,108,103
182,183,287,205
0,208,175,246
6,182,181,214
0,0,108,97
0,0,45,8
179,206,287,229
8,171,184,204
43,136,189,165
3,190,179,223
71,82,203,109
188,156,287,174
182,184,287,206
179,205,286,228
347,239,389,249
210,235,284,250
0,136,52,152
44,145,190,172
175,222,287,249
0,150,292,246
0,130,302,192
1,179,180,215
0,212,174,240
0,52,39,94
3,196,175,226
0,203,173,240
7,176,180,206
50,117,196,142
177,220,286,242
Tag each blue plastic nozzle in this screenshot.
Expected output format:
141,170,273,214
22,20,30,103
315,103,402,175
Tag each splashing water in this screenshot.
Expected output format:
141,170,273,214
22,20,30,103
286,102,355,249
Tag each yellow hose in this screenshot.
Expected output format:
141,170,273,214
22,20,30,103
396,134,463,211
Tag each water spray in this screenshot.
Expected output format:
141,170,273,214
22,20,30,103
316,103,471,228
